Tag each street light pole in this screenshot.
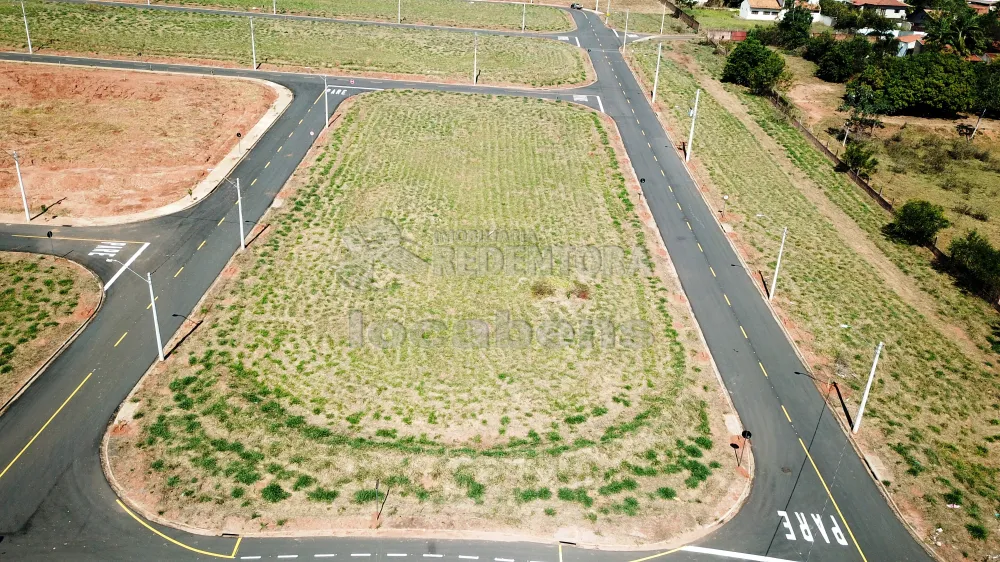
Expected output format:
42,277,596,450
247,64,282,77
272,0,275,14
20,0,32,55
236,178,245,251
685,88,700,163
9,151,30,222
398,0,401,24
769,226,787,301
147,272,165,361
659,2,665,35
250,17,257,70
323,75,329,129
852,342,884,434
622,10,630,51
651,42,662,104
522,2,526,32
473,32,478,84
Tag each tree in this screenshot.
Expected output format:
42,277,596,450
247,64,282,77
924,0,989,55
840,141,879,179
803,31,837,62
721,37,787,94
845,51,978,116
817,35,874,82
975,61,1000,117
777,4,813,48
949,230,1000,300
884,200,951,245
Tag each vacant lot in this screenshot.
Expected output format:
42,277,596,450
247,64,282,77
109,91,739,542
128,0,574,32
0,62,274,220
603,0,690,35
630,40,1000,559
0,3,589,88
783,55,1000,251
0,253,100,406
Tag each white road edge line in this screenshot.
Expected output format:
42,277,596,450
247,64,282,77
277,556,299,559
387,555,407,558
680,546,801,562
575,36,581,47
458,557,479,560
314,556,337,559
103,242,150,291
351,556,372,558
595,95,605,114
240,557,261,560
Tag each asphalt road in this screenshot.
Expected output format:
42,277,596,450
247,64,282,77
0,7,933,562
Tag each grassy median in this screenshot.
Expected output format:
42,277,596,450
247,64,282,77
630,40,1000,558
0,2,589,87
0,253,100,405
137,0,574,32
109,91,737,540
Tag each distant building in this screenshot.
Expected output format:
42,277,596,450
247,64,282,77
852,0,909,19
739,0,783,20
968,0,997,14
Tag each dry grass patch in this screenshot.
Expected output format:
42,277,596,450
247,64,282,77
0,253,100,405
109,91,737,543
631,39,1000,559
0,2,589,88
0,62,274,219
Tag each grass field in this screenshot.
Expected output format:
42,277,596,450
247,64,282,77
0,2,588,87
630,40,1000,559
132,0,574,32
0,253,99,406
108,91,737,539
684,8,756,30
602,0,690,35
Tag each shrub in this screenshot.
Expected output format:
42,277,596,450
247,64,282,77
307,487,339,502
722,38,787,95
884,200,950,246
530,279,555,297
656,487,677,500
353,489,386,504
293,474,316,491
949,230,1000,300
839,141,879,179
261,482,290,503
966,523,988,540
776,5,813,49
557,487,594,507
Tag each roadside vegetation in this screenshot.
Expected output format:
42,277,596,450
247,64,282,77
134,0,574,32
603,0,690,35
0,253,99,406
110,91,737,540
0,2,589,87
631,38,1000,559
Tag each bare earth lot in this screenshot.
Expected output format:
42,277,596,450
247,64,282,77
0,62,275,220
0,252,100,407
108,91,744,545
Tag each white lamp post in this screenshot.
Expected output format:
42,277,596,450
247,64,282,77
250,17,257,70
106,259,164,362
652,42,662,104
7,151,30,222
853,342,884,433
323,75,329,129
223,178,246,251
20,0,32,55
685,88,700,163
769,227,787,301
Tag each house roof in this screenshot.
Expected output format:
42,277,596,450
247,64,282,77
795,0,822,11
748,0,782,10
898,33,922,42
853,0,908,7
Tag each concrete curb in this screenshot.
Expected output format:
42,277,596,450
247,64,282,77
0,255,104,418
0,59,293,228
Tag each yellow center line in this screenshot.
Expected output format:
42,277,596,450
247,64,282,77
251,178,258,186
0,372,92,482
313,92,323,104
660,170,665,176
146,296,158,310
288,131,293,138
197,241,206,251
11,234,145,244
676,202,682,211
174,266,184,278
277,145,283,152
697,243,703,252
218,217,225,226
653,155,657,161
625,547,684,562
686,222,692,231
724,293,731,306
740,325,748,339
116,499,240,559
264,161,270,169
115,332,127,347
798,438,869,561
782,405,792,423
298,119,303,125
759,361,768,377
709,266,716,277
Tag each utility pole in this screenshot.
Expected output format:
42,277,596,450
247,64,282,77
970,108,986,142
595,0,599,12
841,124,848,148
685,88,700,163
659,2,665,35
522,2,526,32
398,0,401,24
236,178,245,251
769,227,787,301
20,0,32,55
250,17,257,70
323,75,329,129
148,272,165,361
473,32,478,84
651,42,662,104
622,10,630,51
606,0,612,24
272,0,275,14
8,151,30,222
852,342,884,434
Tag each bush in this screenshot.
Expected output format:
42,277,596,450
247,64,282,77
803,32,836,62
307,487,339,502
839,141,879,179
817,36,872,83
261,482,290,503
884,200,950,245
846,51,978,117
656,487,677,500
949,230,1000,300
966,523,988,540
722,38,787,95
776,5,813,49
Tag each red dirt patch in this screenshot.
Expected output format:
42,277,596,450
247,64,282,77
0,62,275,220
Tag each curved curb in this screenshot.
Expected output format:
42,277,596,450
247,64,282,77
620,47,941,562
0,61,293,228
0,255,104,418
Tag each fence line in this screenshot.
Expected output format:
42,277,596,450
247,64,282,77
657,0,700,32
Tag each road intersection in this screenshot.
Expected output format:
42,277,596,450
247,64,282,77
0,7,933,562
